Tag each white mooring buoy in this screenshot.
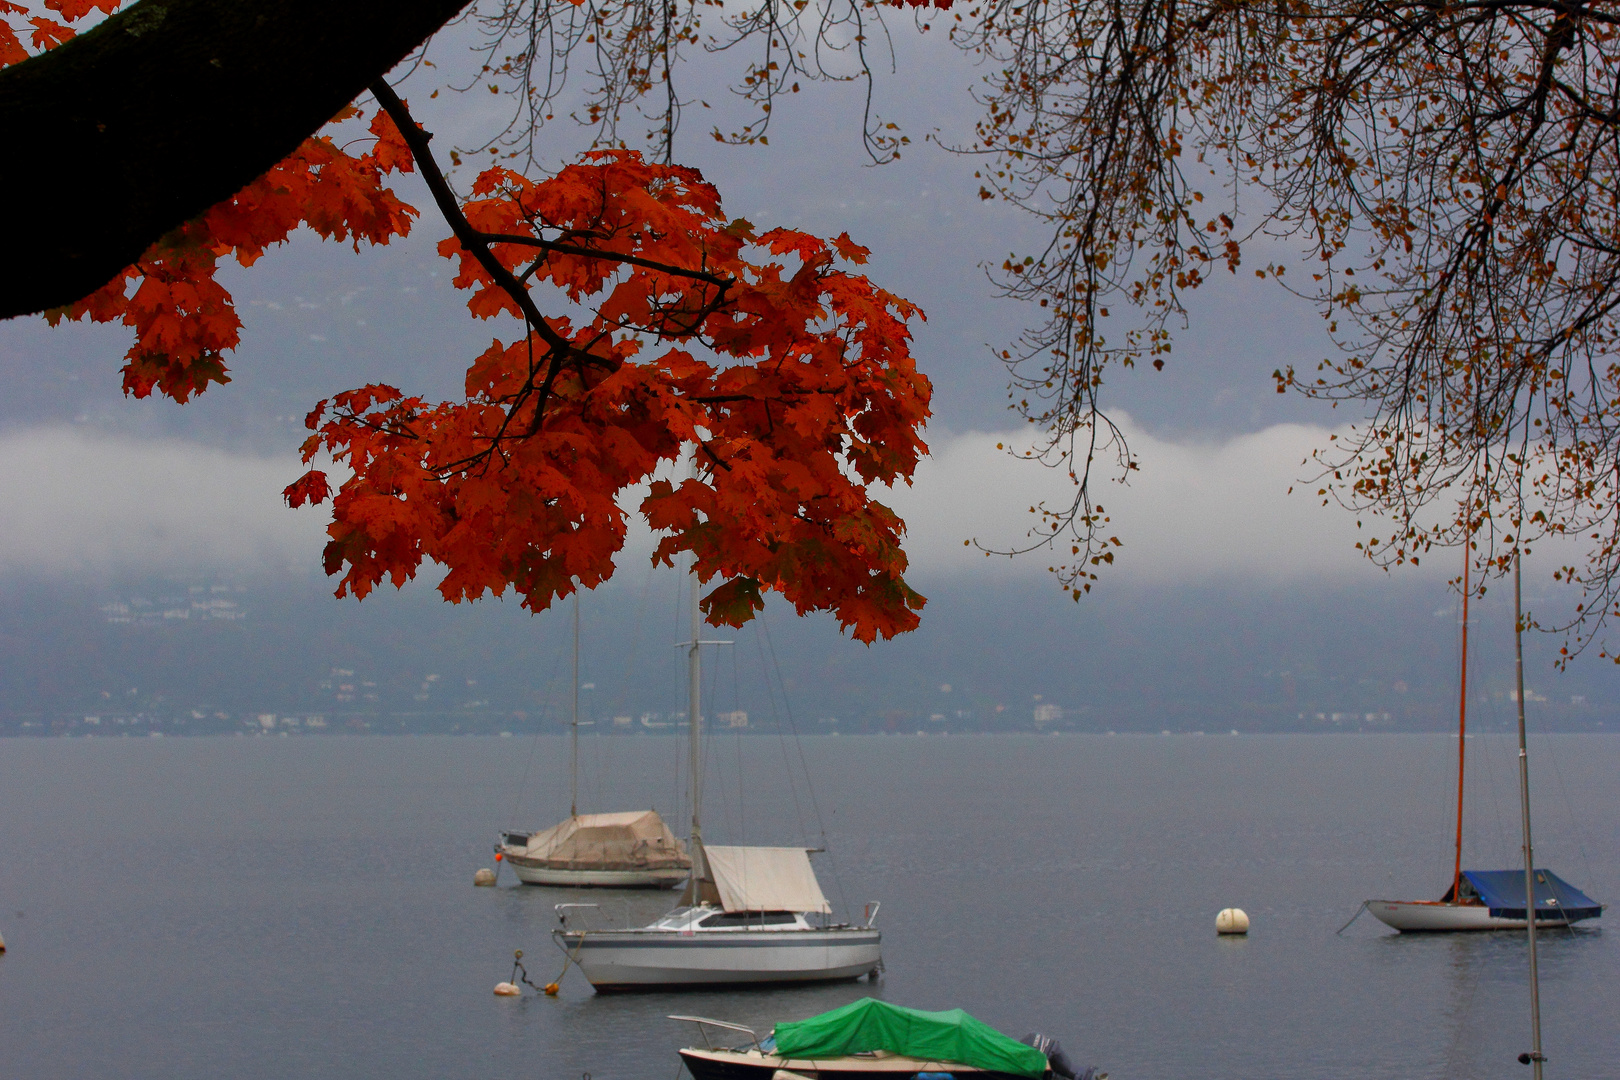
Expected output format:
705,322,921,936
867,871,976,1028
473,867,497,887
493,981,521,996
1216,907,1250,935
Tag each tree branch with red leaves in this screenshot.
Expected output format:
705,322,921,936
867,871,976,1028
285,134,932,642
7,0,932,644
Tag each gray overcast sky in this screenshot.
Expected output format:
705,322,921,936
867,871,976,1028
1,9,1344,444
3,9,1616,725
0,10,1356,574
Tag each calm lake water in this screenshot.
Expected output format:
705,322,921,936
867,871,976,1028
0,733,1616,1079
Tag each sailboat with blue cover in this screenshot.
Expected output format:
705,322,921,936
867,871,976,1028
1366,557,1603,932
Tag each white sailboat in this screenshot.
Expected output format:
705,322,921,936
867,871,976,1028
1367,553,1602,933
551,558,882,991
496,592,691,888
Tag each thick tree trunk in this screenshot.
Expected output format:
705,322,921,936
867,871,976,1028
0,0,471,319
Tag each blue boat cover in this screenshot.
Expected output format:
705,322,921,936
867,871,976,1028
1463,869,1603,922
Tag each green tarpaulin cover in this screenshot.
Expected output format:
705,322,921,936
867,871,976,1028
772,998,1049,1078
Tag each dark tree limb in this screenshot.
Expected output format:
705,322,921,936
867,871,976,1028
481,232,734,289
0,0,472,319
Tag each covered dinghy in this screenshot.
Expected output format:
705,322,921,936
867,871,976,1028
514,810,689,868
1461,869,1603,923
500,810,689,886
773,998,1050,1079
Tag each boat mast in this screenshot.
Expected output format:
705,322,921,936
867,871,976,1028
570,589,580,819
1513,549,1545,1079
687,549,706,885
1452,552,1470,902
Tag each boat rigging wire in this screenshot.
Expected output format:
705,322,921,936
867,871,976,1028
506,614,574,826
728,645,746,847
584,557,658,817
756,611,854,922
751,620,809,843
1535,732,1598,905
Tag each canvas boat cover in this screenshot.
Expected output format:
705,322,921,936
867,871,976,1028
703,845,831,914
1463,869,1603,921
514,810,689,870
773,999,1049,1079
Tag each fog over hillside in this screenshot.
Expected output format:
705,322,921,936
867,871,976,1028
1,564,1612,736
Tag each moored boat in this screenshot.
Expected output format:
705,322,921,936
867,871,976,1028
674,999,1093,1080
555,845,880,990
552,547,882,991
498,809,690,887
1369,869,1603,932
1364,552,1603,934
496,592,691,889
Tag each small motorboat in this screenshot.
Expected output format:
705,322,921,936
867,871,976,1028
674,999,1104,1080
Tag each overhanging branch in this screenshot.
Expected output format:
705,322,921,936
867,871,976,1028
0,0,473,319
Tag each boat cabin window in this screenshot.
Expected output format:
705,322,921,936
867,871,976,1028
699,911,799,928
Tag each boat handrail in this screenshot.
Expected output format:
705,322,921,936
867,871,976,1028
669,1015,762,1051
554,903,599,929
864,901,881,927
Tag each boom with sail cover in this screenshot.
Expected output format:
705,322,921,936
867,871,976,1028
681,846,831,913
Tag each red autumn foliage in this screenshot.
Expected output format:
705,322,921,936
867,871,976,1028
293,151,930,641
44,104,418,401
6,3,932,642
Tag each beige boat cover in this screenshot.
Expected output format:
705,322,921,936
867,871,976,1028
517,810,690,870
703,845,831,914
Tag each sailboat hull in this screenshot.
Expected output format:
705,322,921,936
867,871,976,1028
555,927,882,991
508,862,687,888
1366,899,1599,932
1367,901,1528,932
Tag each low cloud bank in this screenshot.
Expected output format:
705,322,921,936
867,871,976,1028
0,420,1410,583
0,427,328,578
887,420,1396,582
